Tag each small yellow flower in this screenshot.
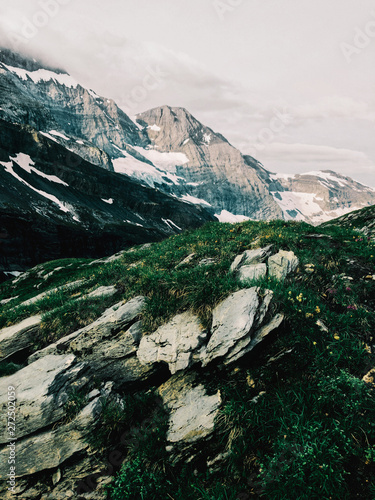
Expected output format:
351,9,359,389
313,341,317,345
315,306,321,314
333,333,340,340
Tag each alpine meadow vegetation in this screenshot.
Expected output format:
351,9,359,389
1,218,375,499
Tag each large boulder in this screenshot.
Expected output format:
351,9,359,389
201,287,282,366
0,316,41,361
268,250,299,280
227,313,284,364
137,311,207,374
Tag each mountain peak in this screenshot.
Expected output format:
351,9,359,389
137,104,228,151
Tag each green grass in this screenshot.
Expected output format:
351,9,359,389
63,389,89,423
1,218,375,497
0,361,23,377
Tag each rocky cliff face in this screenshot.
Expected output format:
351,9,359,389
0,48,149,170
0,118,214,275
136,105,283,220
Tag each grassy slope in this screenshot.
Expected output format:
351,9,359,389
1,219,375,499
322,204,375,241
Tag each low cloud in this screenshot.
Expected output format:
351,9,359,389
0,3,374,187
293,97,375,122
253,142,375,186
259,142,370,164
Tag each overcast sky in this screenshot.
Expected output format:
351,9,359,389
1,0,374,186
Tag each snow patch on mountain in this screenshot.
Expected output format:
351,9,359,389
87,89,100,99
179,194,212,207
271,191,323,221
113,148,184,187
203,133,212,145
148,124,161,132
162,218,182,231
2,64,78,88
215,210,250,223
133,147,189,172
49,130,71,141
0,153,75,216
40,132,59,143
272,191,367,224
130,116,145,130
5,153,69,187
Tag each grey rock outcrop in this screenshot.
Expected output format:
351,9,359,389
158,372,221,446
86,285,117,299
230,245,273,283
201,288,281,366
0,315,41,361
0,354,90,444
0,396,101,479
138,106,283,220
268,250,299,280
230,245,273,273
29,297,153,386
237,263,267,283
19,280,85,308
175,253,196,269
137,311,206,374
229,313,284,363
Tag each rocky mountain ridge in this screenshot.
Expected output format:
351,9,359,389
1,48,374,231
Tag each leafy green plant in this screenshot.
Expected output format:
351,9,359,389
63,389,88,423
0,361,23,377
